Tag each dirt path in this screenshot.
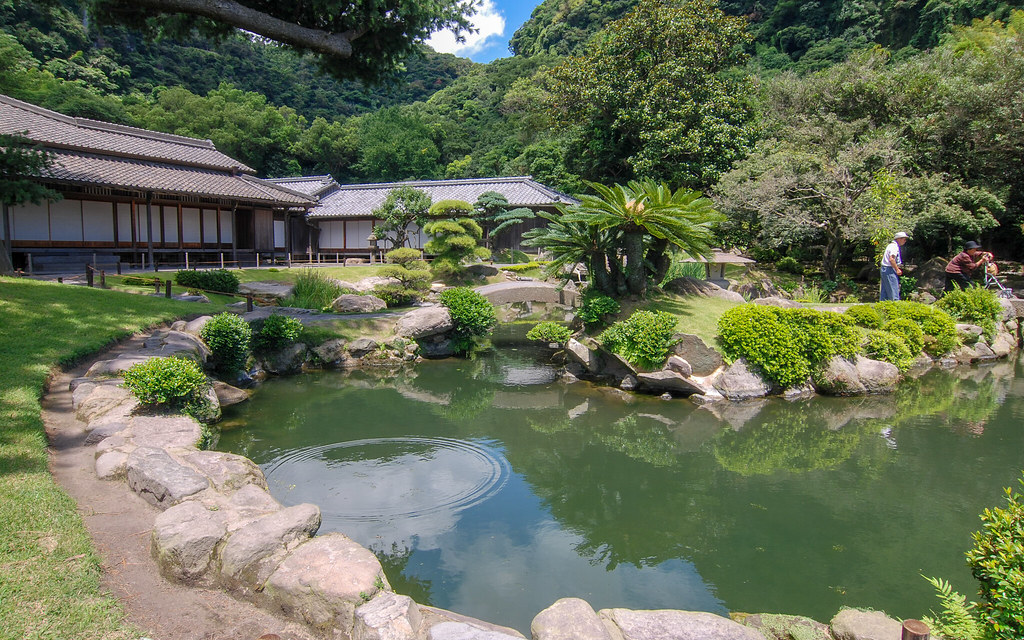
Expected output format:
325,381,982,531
43,338,316,640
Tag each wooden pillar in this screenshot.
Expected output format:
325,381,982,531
283,212,292,265
901,619,929,640
145,194,155,272
1,203,13,276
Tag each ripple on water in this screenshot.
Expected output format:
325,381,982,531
263,437,510,523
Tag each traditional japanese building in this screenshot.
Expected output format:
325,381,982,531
267,175,578,256
0,94,313,272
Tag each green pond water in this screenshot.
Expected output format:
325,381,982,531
217,347,1024,634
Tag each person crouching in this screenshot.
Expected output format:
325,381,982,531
944,241,991,293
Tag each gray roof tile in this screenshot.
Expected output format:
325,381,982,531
0,94,253,173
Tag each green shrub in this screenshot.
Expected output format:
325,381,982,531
965,472,1024,640
439,287,497,354
876,301,959,356
284,269,343,310
526,322,573,345
200,312,252,373
122,356,209,418
884,317,924,356
901,275,919,295
385,247,423,265
599,310,678,369
921,576,984,640
493,249,532,264
174,269,240,293
501,261,549,273
794,285,826,304
786,308,860,364
844,304,883,329
937,286,1002,339
863,329,914,372
373,283,418,308
578,289,620,327
252,314,303,353
776,256,804,274
718,305,808,388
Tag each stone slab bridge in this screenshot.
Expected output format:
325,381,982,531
474,281,579,307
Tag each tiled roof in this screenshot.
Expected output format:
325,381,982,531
266,175,339,198
0,94,253,173
43,151,313,206
291,176,579,219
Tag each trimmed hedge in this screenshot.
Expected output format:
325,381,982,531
252,314,303,353
526,322,573,345
599,310,679,369
122,356,209,417
200,312,252,373
174,269,240,294
439,287,497,354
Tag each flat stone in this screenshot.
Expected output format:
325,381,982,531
713,359,771,401
220,503,321,591
213,380,250,407
532,598,612,640
599,608,766,640
354,593,423,640
75,385,138,424
735,613,830,640
182,450,267,492
183,315,213,335
669,334,724,376
429,622,524,640
752,297,802,309
333,294,388,314
239,281,296,300
637,371,704,396
665,356,692,378
830,609,902,640
151,501,228,585
265,533,388,633
95,435,130,455
95,450,129,480
126,447,210,508
395,306,454,339
83,421,129,445
129,415,204,450
144,330,211,362
352,276,402,293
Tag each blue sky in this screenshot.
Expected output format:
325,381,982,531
427,0,542,63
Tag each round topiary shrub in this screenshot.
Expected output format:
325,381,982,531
876,301,959,357
439,287,497,354
717,305,808,389
776,256,804,274
883,317,924,356
863,329,914,372
174,269,240,293
122,356,208,415
252,313,303,353
526,322,573,345
200,312,252,373
599,310,679,369
844,304,883,329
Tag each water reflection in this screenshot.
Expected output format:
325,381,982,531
218,350,1024,633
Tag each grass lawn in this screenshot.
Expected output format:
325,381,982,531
635,292,740,348
0,278,219,639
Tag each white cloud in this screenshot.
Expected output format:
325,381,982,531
427,0,506,57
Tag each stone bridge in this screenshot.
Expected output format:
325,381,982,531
474,281,579,307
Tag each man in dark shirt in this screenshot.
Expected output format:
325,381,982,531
944,241,991,292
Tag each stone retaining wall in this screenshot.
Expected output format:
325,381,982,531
67,322,933,640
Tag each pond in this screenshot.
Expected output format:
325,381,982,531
217,347,1024,634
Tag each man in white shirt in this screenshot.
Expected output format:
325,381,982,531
879,232,909,301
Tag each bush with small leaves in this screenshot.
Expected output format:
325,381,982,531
937,286,1002,340
776,256,803,274
439,287,497,354
599,310,678,369
884,317,924,356
252,314,303,353
526,322,573,345
200,312,252,374
844,304,883,329
965,472,1024,640
863,329,914,372
174,269,239,293
122,356,210,419
578,289,621,327
876,301,959,356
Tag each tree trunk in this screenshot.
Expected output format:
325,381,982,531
623,229,646,295
589,253,613,295
649,238,672,285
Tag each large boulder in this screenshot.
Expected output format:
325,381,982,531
264,533,389,633
352,276,402,292
830,609,902,640
213,380,249,407
532,598,613,640
219,503,321,592
565,338,601,375
262,343,309,375
313,338,349,366
129,415,204,450
735,614,830,640
348,338,380,358
752,297,802,309
238,281,295,300
466,264,499,277
991,332,1016,358
814,356,898,396
853,356,900,394
712,359,771,401
908,256,949,295
637,371,705,396
730,280,782,301
669,334,724,376
333,294,388,314
126,447,210,508
663,277,745,303
151,500,228,585
599,609,766,640
181,450,267,493
417,335,455,359
396,306,454,339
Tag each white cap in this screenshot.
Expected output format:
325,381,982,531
894,232,909,239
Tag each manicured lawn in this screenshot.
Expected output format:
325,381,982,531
642,293,740,348
0,278,217,639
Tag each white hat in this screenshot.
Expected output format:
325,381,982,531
894,232,909,239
